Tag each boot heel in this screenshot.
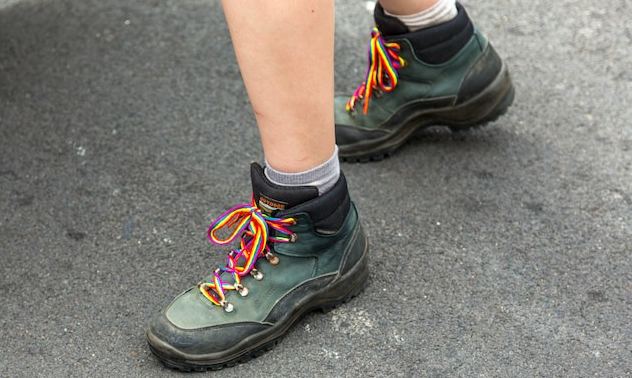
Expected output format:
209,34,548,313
439,62,515,128
318,240,369,313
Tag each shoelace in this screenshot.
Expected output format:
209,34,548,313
346,27,406,115
198,197,296,312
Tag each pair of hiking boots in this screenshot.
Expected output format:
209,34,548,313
147,3,514,371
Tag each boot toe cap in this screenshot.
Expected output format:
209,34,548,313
148,311,270,356
147,289,271,356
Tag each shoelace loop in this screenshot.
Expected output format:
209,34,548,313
346,27,406,115
199,197,296,311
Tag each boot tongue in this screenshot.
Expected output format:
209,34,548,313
250,163,319,216
373,3,409,36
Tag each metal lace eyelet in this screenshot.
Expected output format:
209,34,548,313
220,300,234,313
289,233,298,243
250,269,264,281
265,252,280,266
235,284,249,297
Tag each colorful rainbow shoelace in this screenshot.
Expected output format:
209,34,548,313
346,27,406,115
199,197,296,312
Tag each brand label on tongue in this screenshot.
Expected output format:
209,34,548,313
258,195,287,215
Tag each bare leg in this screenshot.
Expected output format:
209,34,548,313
221,0,335,173
147,2,368,368
378,0,439,15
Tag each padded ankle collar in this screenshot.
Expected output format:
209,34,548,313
251,163,351,233
375,2,474,64
251,163,319,213
277,173,351,234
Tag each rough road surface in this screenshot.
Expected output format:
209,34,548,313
1,0,631,376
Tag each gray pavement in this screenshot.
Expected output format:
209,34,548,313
1,0,631,376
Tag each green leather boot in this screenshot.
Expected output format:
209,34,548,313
146,163,368,371
335,3,514,161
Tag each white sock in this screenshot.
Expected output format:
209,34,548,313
384,0,457,32
264,146,340,195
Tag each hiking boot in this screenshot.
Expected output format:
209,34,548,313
335,2,514,162
146,163,368,371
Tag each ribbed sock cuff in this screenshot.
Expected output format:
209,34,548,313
264,146,340,196
384,0,457,31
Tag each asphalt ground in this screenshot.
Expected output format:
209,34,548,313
1,0,631,376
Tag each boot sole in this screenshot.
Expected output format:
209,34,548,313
339,62,515,162
146,237,370,372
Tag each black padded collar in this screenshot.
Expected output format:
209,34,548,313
250,163,350,232
374,2,474,64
